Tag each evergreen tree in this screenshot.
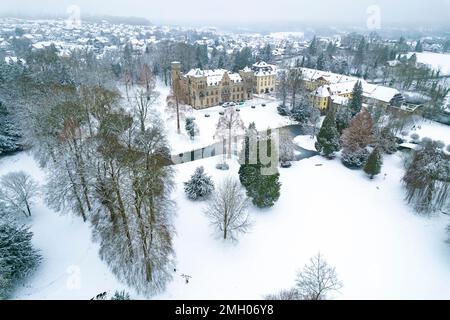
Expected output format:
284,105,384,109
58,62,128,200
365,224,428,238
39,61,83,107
0,223,41,299
0,102,21,155
349,81,363,116
402,140,450,214
415,40,423,53
364,147,383,179
277,104,290,116
316,53,326,71
335,105,352,134
185,117,199,140
184,166,215,201
308,36,318,56
239,128,281,208
315,108,340,158
377,126,398,154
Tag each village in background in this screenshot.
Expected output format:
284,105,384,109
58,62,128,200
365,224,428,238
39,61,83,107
0,4,450,301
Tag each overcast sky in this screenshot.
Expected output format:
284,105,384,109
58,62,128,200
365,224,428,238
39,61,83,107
1,0,450,28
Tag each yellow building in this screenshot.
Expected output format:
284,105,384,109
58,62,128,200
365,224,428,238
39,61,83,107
171,61,277,109
297,67,404,111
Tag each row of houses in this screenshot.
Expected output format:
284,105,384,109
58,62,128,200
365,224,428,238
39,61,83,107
298,67,407,111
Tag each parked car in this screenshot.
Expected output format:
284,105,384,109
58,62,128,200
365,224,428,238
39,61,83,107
204,114,210,118
251,105,256,109
219,111,225,115
261,103,266,107
236,108,241,112
223,102,236,108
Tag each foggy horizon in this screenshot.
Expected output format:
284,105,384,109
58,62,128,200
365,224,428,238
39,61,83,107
1,0,450,29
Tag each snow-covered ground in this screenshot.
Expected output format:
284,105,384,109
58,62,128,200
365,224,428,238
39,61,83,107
4,81,450,300
0,153,127,300
406,52,450,75
294,135,317,150
157,153,450,300
404,118,450,147
153,83,293,154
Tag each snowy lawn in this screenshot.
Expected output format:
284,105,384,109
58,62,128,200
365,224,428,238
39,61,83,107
0,152,127,300
293,135,317,150
157,153,450,300
153,83,293,154
403,118,450,148
407,52,450,75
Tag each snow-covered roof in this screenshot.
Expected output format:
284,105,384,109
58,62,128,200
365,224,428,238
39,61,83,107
252,61,276,76
314,86,330,98
362,83,401,103
327,81,356,95
186,68,242,86
331,95,349,105
4,56,25,65
299,67,358,84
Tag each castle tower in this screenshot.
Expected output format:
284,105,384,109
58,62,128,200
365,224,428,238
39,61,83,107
171,61,181,87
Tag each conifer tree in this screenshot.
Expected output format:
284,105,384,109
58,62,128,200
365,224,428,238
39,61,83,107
349,81,363,116
184,166,215,201
364,147,383,179
0,223,41,299
239,127,281,208
315,108,340,158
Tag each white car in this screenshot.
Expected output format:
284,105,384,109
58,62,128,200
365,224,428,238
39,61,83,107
222,102,236,108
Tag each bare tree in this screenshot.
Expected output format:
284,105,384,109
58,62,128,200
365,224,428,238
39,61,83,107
166,76,189,135
295,253,342,300
214,108,245,160
0,171,39,217
131,87,159,133
204,177,251,241
265,288,300,300
279,130,295,167
287,69,304,108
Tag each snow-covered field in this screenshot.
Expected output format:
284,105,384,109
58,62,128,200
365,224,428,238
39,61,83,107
407,52,450,75
0,153,127,300
3,82,450,300
404,118,450,147
157,153,450,300
4,143,450,299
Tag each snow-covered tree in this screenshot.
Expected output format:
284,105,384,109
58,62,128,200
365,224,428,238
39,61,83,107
295,253,342,300
185,116,199,140
239,129,281,208
204,177,251,241
184,166,215,201
315,108,340,158
279,131,295,167
276,70,289,108
364,147,383,179
349,81,363,116
0,223,41,299
215,108,245,159
265,288,300,300
0,171,39,218
402,140,450,214
341,108,373,168
111,290,131,300
376,125,398,154
335,105,352,135
0,102,21,155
